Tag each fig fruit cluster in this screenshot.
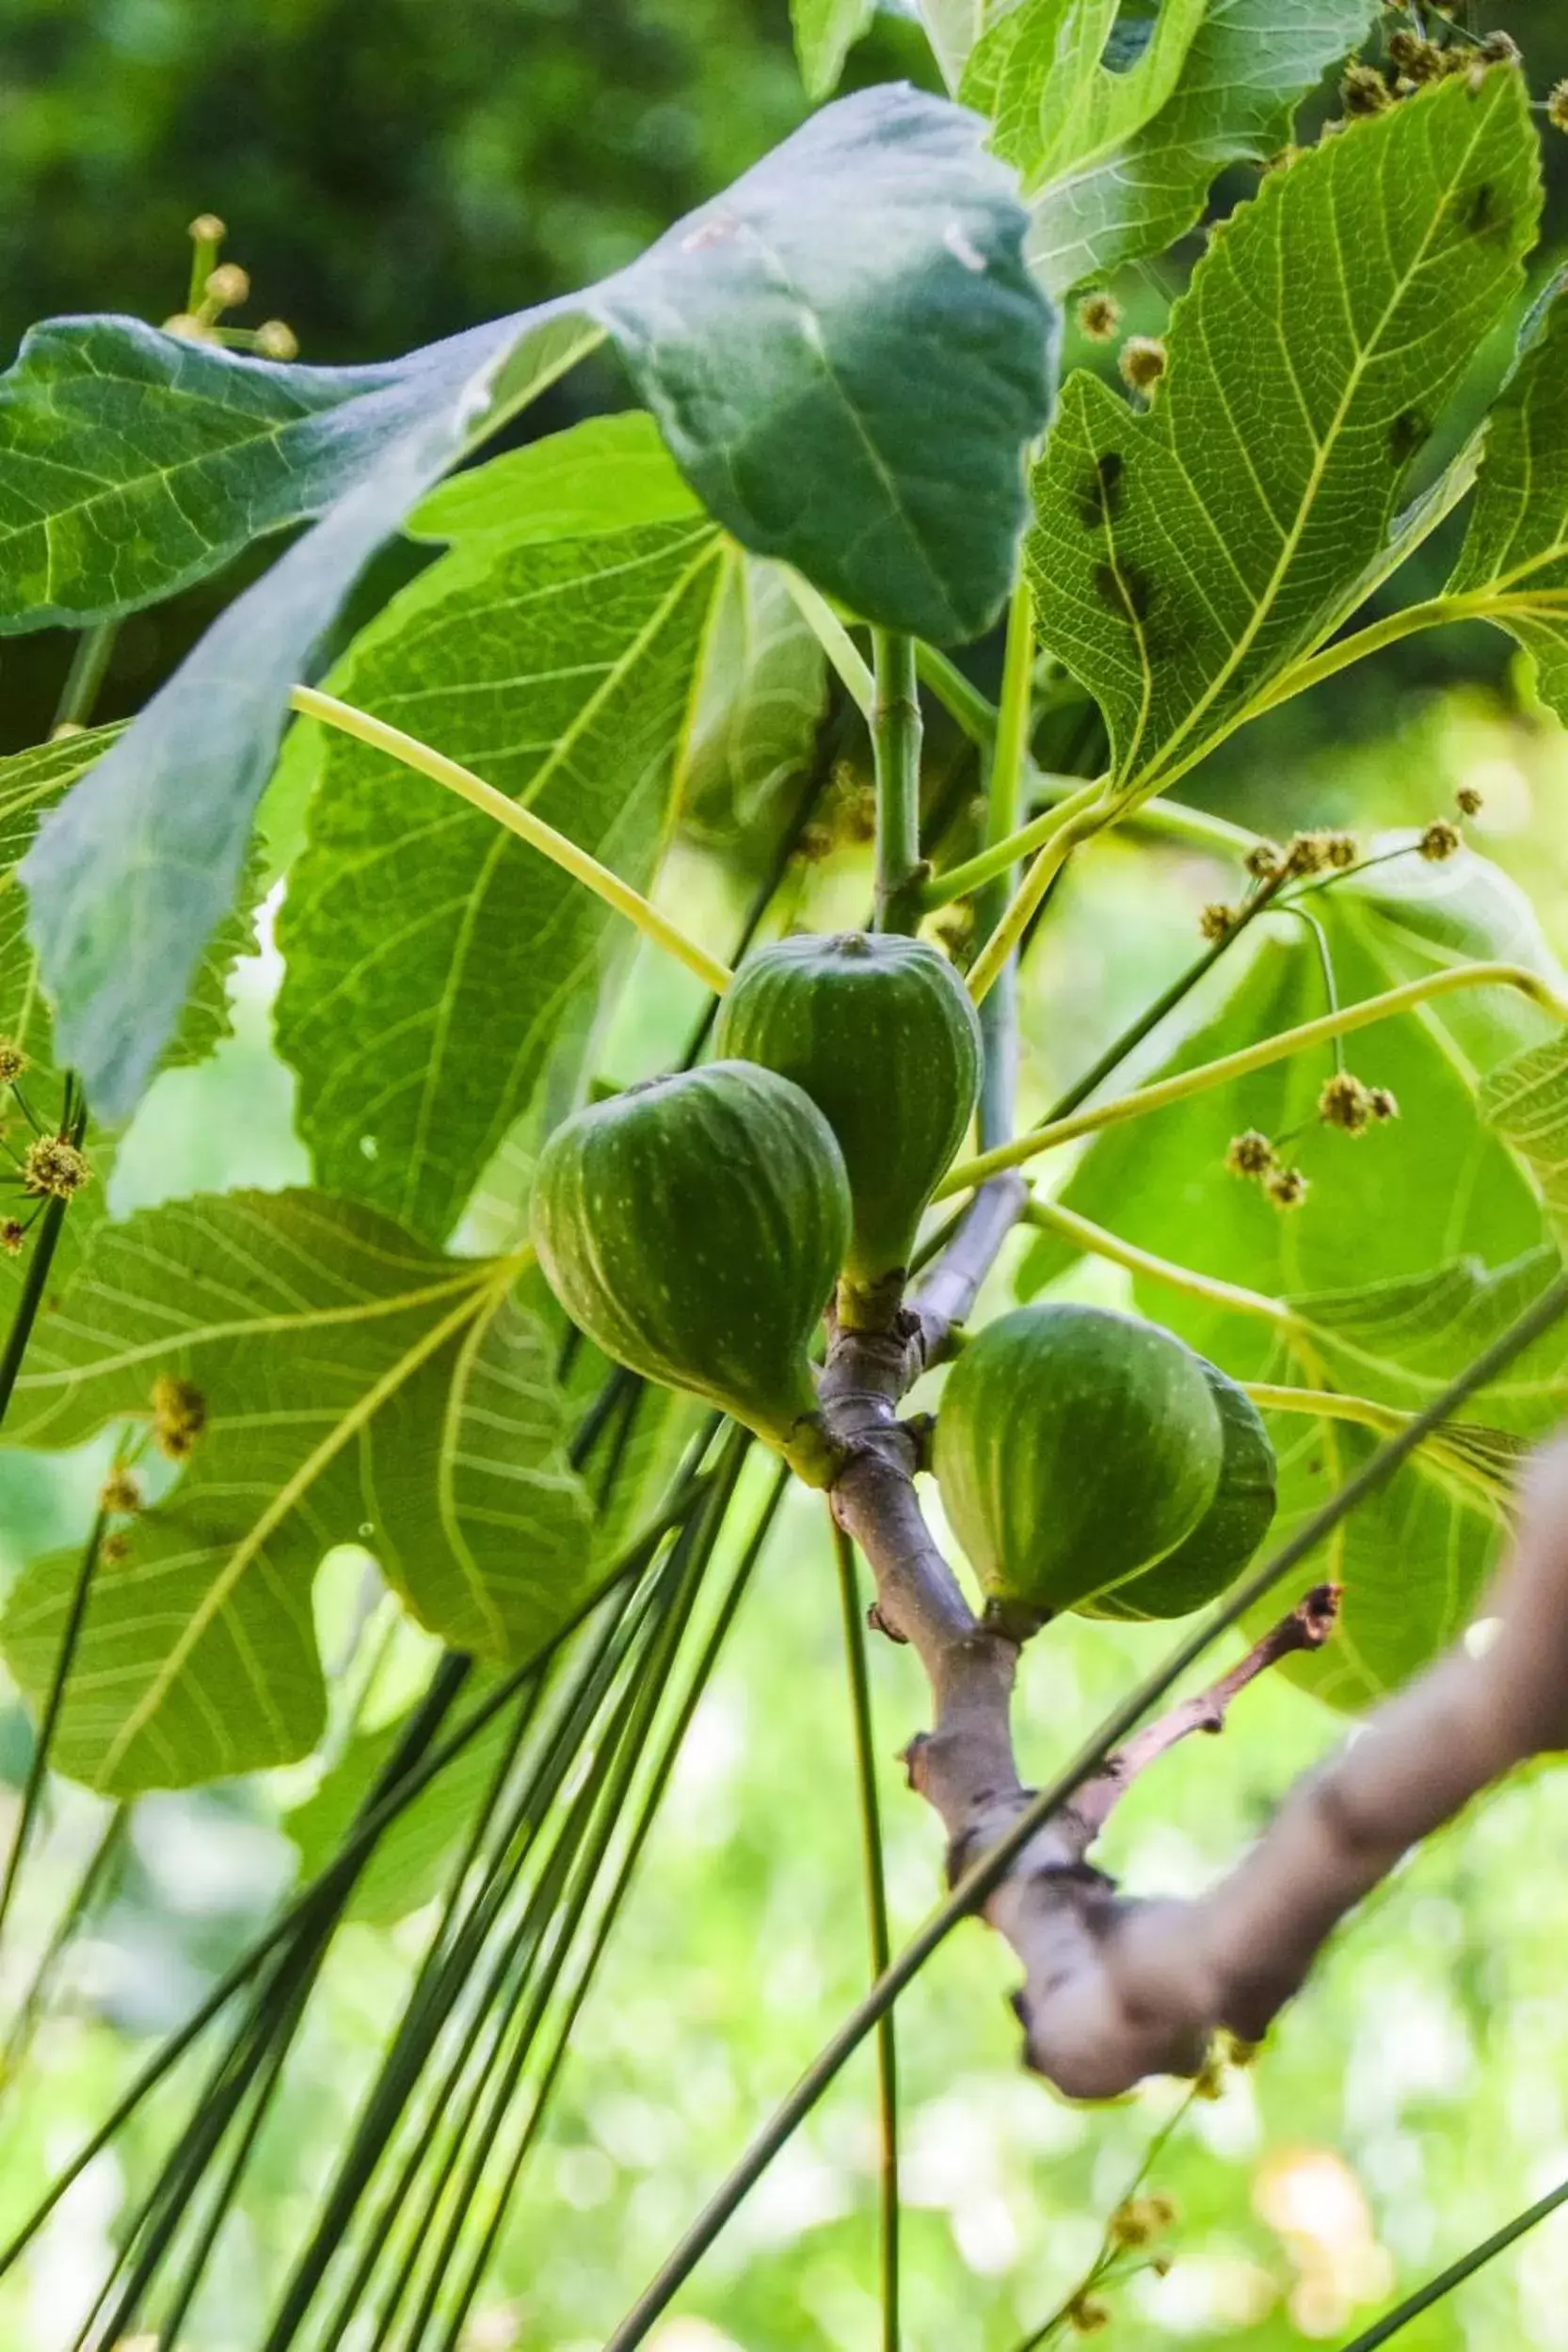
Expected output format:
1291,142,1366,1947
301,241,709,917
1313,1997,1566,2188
533,931,979,1481
532,929,1275,1613
935,1303,1276,1626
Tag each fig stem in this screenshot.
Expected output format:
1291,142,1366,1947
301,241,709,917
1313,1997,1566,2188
778,568,874,715
288,686,735,999
938,960,1568,1197
1023,1196,1298,1332
871,630,925,931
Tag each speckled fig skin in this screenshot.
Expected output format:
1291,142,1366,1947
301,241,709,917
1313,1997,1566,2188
1080,1358,1276,1621
933,1302,1225,1625
713,930,981,1314
531,1061,850,1480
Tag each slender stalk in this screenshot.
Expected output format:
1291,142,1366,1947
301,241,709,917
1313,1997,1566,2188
1247,596,1461,720
871,632,924,931
779,571,875,716
1023,1197,1298,1332
970,579,1039,1145
0,1803,126,2094
1241,1383,1409,1437
913,641,997,748
0,1483,708,2280
52,625,118,733
0,1509,107,1951
0,1094,89,1431
1031,770,1258,857
833,1523,900,2352
967,797,1109,1007
920,779,1105,912
937,961,1568,1199
288,686,733,997
1337,2169,1568,2350
603,1272,1568,2350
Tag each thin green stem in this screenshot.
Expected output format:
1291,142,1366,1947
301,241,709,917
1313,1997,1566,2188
937,962,1568,1199
1246,597,1457,719
0,1802,125,2095
913,642,997,747
52,624,118,733
1241,1383,1409,1437
970,578,1040,1140
1023,1197,1297,1332
967,794,1114,1008
1279,900,1343,1072
603,1272,1568,2352
1337,2170,1568,2350
833,1522,900,2352
0,1509,107,1951
1032,771,1258,856
0,1481,709,2280
0,1093,89,1432
871,632,924,932
289,686,733,997
924,779,1107,912
780,571,875,716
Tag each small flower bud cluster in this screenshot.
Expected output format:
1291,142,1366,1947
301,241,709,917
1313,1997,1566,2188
1318,1070,1398,1139
0,1037,28,1085
1118,335,1167,394
1077,290,1121,342
164,213,298,361
1456,784,1483,817
1225,1129,1309,1209
1340,61,1393,117
1109,2193,1177,2249
1419,817,1462,861
1281,829,1357,880
0,1220,24,1256
23,1134,91,1200
1550,80,1568,134
1199,902,1236,941
100,1467,144,1516
152,1373,207,1462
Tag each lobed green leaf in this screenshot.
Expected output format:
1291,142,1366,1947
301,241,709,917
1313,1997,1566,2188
1028,71,1541,798
0,1189,592,1793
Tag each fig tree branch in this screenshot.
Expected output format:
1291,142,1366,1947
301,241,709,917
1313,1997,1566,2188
1027,1442,1568,2098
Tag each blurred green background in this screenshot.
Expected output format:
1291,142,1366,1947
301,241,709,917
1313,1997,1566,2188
8,5,1568,2348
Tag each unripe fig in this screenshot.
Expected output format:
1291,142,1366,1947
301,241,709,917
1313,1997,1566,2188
933,1303,1225,1626
1080,1361,1276,1621
712,931,981,1321
532,1061,849,1482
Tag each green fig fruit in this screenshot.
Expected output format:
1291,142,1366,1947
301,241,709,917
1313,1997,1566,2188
531,1061,850,1481
933,1303,1225,1626
712,930,982,1320
1079,1360,1276,1621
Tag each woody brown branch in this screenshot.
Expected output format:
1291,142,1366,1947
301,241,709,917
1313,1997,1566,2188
820,1180,1342,2094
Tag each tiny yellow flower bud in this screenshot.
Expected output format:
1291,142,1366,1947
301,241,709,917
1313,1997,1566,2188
162,312,214,342
1283,830,1328,877
1265,1166,1309,1211
0,1037,28,1084
1077,290,1121,342
152,1373,207,1461
1368,1085,1400,1122
0,1219,24,1256
101,1531,132,1566
1340,62,1392,116
1068,2296,1112,2335
1244,840,1284,882
1225,1130,1275,1179
100,1467,144,1516
253,319,300,361
1549,81,1568,134
1199,902,1236,942
22,1135,91,1200
1419,818,1462,862
1478,30,1520,66
1322,830,1358,869
1109,2201,1152,2248
1119,335,1167,394
1456,784,1483,817
204,263,250,311
1387,29,1443,83
188,213,228,245
1319,1071,1373,1134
